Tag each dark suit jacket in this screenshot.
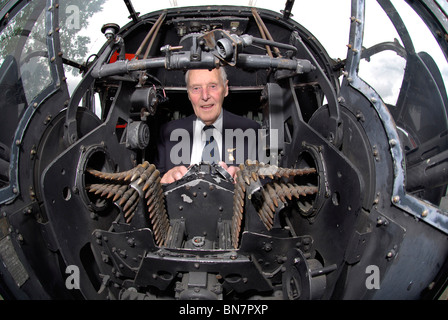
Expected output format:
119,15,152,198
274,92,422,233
155,109,261,175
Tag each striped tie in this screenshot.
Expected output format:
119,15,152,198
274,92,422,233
202,125,219,163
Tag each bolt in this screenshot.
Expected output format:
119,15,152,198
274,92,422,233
376,216,388,226
356,111,365,122
277,256,287,264
392,195,400,203
422,209,429,217
386,249,396,260
263,243,272,252
389,139,397,147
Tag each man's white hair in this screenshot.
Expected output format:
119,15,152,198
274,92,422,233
185,67,228,87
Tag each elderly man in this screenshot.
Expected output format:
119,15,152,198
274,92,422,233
155,67,260,184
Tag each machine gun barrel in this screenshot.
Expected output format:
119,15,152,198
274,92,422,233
91,51,314,78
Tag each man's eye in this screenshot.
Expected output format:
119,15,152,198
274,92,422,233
192,87,201,93
209,84,217,90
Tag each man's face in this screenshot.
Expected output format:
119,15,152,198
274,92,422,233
187,69,228,125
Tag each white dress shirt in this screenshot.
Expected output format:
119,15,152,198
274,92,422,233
190,111,223,165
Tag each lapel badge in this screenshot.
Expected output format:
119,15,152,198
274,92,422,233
227,148,236,162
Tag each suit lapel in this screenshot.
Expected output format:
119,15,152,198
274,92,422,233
188,115,195,161
221,110,237,165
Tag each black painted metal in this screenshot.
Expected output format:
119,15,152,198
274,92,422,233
0,0,447,300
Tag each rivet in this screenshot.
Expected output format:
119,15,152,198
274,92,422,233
392,195,400,203
389,139,397,147
422,209,429,217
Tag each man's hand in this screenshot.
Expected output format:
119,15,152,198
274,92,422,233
160,165,188,184
161,163,240,184
219,161,240,182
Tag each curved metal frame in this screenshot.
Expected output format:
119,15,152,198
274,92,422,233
345,0,448,234
0,0,69,205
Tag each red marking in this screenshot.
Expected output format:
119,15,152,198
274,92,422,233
109,51,136,63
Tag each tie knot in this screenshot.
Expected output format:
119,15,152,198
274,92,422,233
203,125,215,131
